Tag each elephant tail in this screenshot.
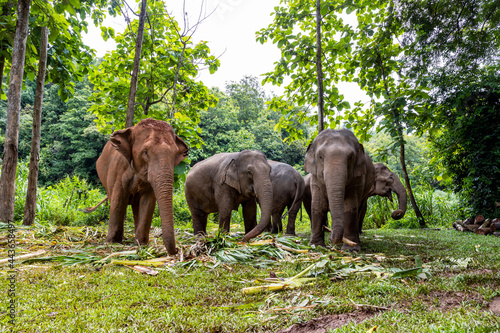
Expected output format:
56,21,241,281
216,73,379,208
282,178,306,221
79,197,108,213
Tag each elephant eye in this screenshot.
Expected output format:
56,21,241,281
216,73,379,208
318,155,323,160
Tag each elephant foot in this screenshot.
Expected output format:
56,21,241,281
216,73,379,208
134,237,150,246
105,235,123,244
309,237,326,248
341,242,361,253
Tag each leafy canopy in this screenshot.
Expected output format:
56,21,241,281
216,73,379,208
88,0,220,149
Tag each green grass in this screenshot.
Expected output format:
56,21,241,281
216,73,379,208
1,224,499,332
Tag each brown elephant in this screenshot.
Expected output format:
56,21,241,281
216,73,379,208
304,129,375,251
184,150,273,241
96,118,188,255
303,162,408,234
267,160,305,235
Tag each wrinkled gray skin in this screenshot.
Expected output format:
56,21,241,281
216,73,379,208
303,162,408,235
267,160,305,235
304,129,375,252
96,119,189,255
185,150,273,242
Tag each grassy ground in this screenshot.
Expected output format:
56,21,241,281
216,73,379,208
1,221,499,332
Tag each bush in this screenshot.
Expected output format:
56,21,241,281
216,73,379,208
12,162,108,226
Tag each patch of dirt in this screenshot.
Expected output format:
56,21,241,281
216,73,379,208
274,310,377,333
422,291,487,311
489,297,500,316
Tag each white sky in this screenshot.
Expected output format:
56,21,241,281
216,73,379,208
83,0,365,103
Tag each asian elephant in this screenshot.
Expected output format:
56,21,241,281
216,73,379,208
267,160,305,235
303,162,408,234
304,129,375,251
185,150,273,241
96,118,189,255
362,163,408,227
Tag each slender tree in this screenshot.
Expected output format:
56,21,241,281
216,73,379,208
0,0,31,223
315,0,324,132
23,26,48,226
0,1,14,99
125,0,147,128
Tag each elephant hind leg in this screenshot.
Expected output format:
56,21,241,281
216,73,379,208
192,209,209,235
271,211,283,234
285,207,298,235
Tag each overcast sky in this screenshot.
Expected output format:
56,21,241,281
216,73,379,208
83,0,365,103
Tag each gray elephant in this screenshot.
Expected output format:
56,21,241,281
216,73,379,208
304,129,375,251
185,150,273,241
363,163,407,227
303,162,407,234
267,160,305,235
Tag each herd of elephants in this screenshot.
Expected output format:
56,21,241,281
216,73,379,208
88,118,408,255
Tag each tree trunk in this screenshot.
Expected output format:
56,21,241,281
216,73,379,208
0,1,14,99
23,26,48,226
399,140,426,227
125,0,147,128
0,0,31,223
315,0,324,133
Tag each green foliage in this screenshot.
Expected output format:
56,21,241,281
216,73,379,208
190,77,308,168
0,77,109,185
431,75,500,217
88,0,219,140
364,186,462,230
0,0,111,101
12,162,107,225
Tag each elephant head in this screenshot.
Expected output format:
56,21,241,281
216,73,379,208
223,150,273,242
305,129,374,247
369,163,407,220
110,118,188,255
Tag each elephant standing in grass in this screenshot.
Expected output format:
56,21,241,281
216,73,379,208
303,162,408,235
185,150,273,241
267,160,305,235
96,118,189,255
304,129,375,251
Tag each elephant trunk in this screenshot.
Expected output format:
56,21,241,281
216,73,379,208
391,175,407,220
325,165,347,245
242,175,273,242
150,166,177,255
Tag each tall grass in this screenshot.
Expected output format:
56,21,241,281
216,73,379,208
364,185,462,229
12,162,108,226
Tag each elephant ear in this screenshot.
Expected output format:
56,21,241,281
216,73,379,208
304,143,316,175
110,128,133,163
174,135,189,166
354,143,367,176
221,159,241,192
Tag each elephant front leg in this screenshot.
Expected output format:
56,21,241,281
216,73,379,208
338,196,361,252
218,196,233,233
132,192,156,245
310,190,328,247
242,199,258,234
